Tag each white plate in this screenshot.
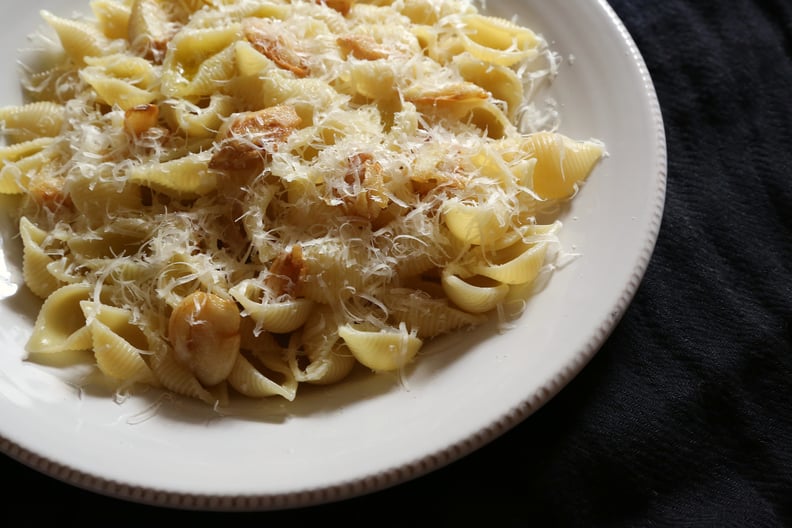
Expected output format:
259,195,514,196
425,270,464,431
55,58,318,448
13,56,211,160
0,0,666,510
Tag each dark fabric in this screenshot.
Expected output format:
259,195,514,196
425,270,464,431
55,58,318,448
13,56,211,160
4,0,791,525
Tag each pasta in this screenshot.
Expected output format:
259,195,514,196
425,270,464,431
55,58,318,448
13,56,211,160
0,0,605,405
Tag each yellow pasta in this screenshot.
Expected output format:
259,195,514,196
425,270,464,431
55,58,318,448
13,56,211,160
19,216,64,299
227,349,298,399
287,306,357,384
161,26,241,97
0,102,65,143
0,138,55,194
454,54,524,118
454,13,540,66
41,10,118,65
148,349,217,405
90,0,132,40
161,94,235,138
382,288,487,339
301,345,357,385
469,240,549,285
441,270,510,314
80,54,158,110
338,323,423,372
80,301,159,385
127,0,173,58
67,176,143,222
1,0,605,406
465,101,515,139
26,283,93,353
442,199,510,246
230,279,314,333
127,152,220,196
524,131,606,200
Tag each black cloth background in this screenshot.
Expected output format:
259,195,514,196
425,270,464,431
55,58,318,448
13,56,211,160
2,0,791,525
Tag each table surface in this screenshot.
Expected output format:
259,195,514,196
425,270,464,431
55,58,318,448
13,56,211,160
3,0,791,525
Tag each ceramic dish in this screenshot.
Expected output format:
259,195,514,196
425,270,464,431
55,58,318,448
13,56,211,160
0,0,666,510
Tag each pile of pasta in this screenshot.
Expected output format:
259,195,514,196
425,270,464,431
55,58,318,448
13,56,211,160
0,0,604,405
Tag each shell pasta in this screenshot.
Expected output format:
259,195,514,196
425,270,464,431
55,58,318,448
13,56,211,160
0,0,605,405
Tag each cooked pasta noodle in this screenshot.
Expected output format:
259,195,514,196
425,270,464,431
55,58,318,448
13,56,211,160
0,0,605,405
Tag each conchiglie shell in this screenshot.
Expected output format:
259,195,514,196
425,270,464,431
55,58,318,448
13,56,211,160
443,199,509,246
26,283,93,354
67,230,144,260
0,102,65,143
38,257,78,293
1,151,58,197
227,349,297,400
161,93,234,138
127,0,171,50
0,138,55,194
348,61,398,101
67,177,143,220
161,26,240,97
458,14,539,66
196,0,288,25
454,53,523,116
524,132,605,200
511,157,537,189
506,220,562,239
230,280,314,334
44,258,83,285
469,145,520,189
85,52,159,86
80,301,158,385
81,55,158,109
401,0,447,25
81,257,149,286
461,14,538,50
302,344,357,385
91,0,132,40
249,299,314,334
106,260,151,283
224,74,267,111
338,323,423,372
386,292,486,338
393,251,436,278
404,81,489,118
441,271,509,314
181,44,238,98
19,216,63,299
409,23,438,56
0,137,54,163
85,79,152,111
91,326,154,383
288,308,356,385
41,10,112,65
467,222,559,255
471,241,548,285
150,350,217,405
234,40,275,77
464,101,514,139
238,316,280,352
127,152,219,197
402,277,447,299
